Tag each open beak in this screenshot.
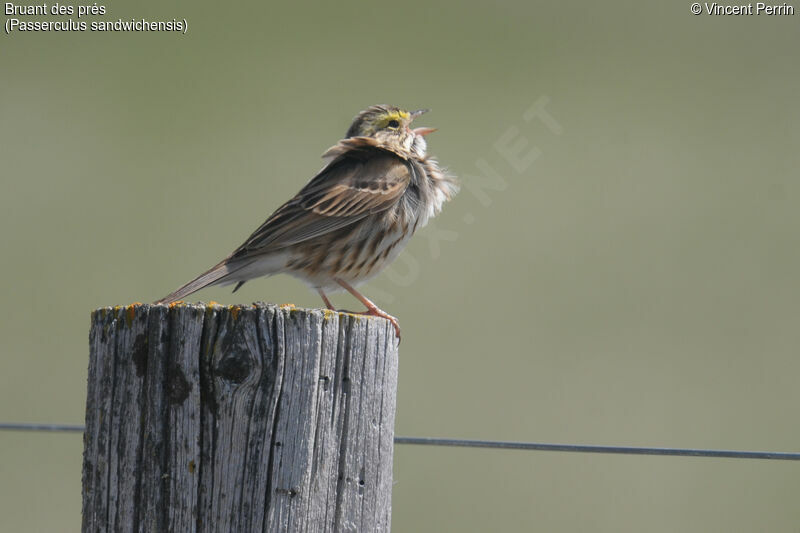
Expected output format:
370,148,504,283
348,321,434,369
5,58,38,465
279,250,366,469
409,108,430,119
412,127,437,136
409,109,435,136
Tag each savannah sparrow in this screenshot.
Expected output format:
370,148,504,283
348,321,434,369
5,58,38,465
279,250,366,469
155,104,459,337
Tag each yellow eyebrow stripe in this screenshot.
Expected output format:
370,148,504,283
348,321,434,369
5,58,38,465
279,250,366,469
378,111,409,128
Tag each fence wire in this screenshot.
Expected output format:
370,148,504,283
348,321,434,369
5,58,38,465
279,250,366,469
2,422,799,461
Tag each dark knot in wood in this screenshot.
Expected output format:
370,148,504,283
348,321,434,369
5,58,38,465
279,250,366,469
214,351,253,383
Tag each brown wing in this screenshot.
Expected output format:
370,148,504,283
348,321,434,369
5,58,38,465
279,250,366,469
229,141,411,260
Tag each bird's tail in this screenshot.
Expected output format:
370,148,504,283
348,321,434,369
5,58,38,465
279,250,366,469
154,261,233,304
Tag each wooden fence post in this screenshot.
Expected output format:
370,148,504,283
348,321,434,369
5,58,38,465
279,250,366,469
82,302,399,532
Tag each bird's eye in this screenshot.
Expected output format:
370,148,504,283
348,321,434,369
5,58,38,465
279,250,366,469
387,120,400,128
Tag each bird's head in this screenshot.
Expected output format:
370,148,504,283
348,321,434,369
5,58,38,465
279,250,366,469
345,104,436,157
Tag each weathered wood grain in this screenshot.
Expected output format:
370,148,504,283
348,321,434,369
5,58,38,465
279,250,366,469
83,303,399,532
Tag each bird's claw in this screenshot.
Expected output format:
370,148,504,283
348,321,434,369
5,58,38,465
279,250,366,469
340,307,401,340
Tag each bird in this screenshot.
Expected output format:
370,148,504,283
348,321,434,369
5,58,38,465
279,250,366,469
155,104,459,338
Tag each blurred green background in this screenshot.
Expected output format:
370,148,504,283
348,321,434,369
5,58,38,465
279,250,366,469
2,1,800,531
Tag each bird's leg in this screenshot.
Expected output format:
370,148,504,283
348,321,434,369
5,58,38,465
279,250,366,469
317,289,336,310
335,278,401,339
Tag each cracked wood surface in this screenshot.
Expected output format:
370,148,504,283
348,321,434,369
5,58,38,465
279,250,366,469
82,303,399,532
